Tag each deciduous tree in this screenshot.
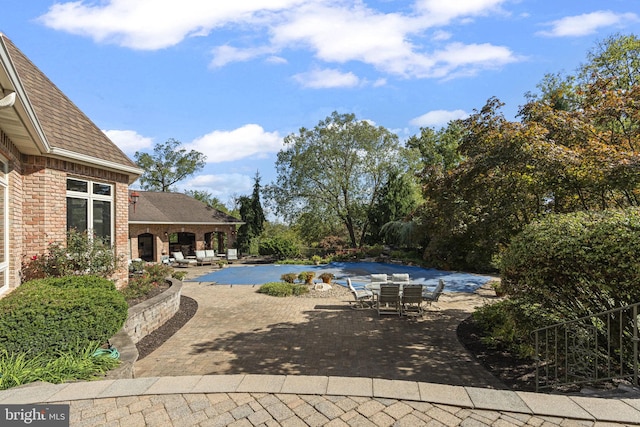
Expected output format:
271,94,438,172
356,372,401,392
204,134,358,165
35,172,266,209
134,139,206,192
267,112,401,248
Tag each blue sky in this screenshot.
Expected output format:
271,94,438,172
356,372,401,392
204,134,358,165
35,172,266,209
1,1,639,210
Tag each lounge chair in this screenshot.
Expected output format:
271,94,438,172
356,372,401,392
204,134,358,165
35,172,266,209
401,285,424,318
226,248,238,262
347,278,374,309
205,249,219,261
172,251,196,267
423,279,445,308
377,284,401,316
194,250,214,266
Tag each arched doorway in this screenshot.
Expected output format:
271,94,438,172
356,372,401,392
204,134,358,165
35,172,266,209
205,231,227,254
169,232,196,256
137,233,154,262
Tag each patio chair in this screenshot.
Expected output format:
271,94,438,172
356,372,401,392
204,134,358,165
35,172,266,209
401,285,424,318
172,251,196,267
347,278,374,309
194,250,213,266
226,248,238,262
370,274,388,283
423,279,445,308
377,284,401,316
368,273,388,294
204,249,219,261
391,273,410,284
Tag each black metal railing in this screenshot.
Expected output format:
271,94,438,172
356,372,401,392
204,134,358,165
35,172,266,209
532,302,639,392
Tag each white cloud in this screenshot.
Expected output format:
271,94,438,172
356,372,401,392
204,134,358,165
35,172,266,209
210,45,276,68
103,129,153,155
293,68,360,88
410,109,468,127
414,0,508,25
537,11,639,37
186,124,283,163
39,0,520,80
38,0,307,50
427,42,519,79
183,173,253,200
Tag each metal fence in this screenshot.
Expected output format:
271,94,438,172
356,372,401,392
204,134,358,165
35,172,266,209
532,302,640,392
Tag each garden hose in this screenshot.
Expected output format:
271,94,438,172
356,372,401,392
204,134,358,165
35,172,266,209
92,346,120,359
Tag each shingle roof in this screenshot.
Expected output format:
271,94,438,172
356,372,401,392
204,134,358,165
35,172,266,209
0,34,139,173
129,191,244,225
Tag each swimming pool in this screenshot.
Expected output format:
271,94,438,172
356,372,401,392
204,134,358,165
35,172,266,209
189,261,494,293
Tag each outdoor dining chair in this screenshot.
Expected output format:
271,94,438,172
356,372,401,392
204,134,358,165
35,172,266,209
401,285,424,318
377,284,401,316
347,278,374,309
423,279,445,308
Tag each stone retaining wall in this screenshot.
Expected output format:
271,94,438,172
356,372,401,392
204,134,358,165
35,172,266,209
124,278,182,344
107,278,182,379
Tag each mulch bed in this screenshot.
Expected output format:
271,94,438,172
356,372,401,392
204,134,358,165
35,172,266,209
456,315,537,391
135,296,198,360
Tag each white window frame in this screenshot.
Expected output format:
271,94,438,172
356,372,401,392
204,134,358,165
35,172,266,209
66,178,114,245
0,155,8,295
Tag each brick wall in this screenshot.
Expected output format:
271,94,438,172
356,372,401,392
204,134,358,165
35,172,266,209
129,224,238,262
0,131,135,292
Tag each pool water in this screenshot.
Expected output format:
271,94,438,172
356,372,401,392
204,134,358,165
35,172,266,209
189,261,494,293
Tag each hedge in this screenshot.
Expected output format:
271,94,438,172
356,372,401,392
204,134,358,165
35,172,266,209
500,208,640,318
0,276,128,357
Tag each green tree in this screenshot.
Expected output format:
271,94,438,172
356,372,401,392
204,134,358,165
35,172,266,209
366,170,420,245
267,112,401,248
134,139,206,192
579,33,640,90
185,190,230,214
236,172,266,254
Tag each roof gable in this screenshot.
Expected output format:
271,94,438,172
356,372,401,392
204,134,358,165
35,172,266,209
0,34,141,180
129,191,244,225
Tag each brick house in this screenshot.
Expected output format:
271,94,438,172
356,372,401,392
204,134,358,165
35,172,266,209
128,191,243,262
0,34,142,294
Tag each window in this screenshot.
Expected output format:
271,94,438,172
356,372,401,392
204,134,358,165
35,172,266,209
66,178,113,245
0,156,7,294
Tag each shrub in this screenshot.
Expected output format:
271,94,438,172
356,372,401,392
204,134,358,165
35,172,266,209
172,270,188,281
120,263,173,301
21,229,120,282
500,208,640,318
472,298,560,357
258,282,309,297
298,271,315,284
280,273,298,284
0,276,128,358
318,272,334,283
259,236,300,259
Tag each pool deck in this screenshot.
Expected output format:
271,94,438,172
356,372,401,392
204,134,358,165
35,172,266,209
2,264,640,426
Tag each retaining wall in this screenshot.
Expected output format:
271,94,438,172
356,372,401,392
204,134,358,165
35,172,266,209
107,278,182,379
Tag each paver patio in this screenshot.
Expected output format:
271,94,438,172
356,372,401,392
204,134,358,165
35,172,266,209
134,274,506,389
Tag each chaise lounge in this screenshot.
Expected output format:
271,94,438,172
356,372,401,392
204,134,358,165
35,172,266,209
172,251,197,267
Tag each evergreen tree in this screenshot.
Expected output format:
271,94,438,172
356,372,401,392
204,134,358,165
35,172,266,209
236,172,266,254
